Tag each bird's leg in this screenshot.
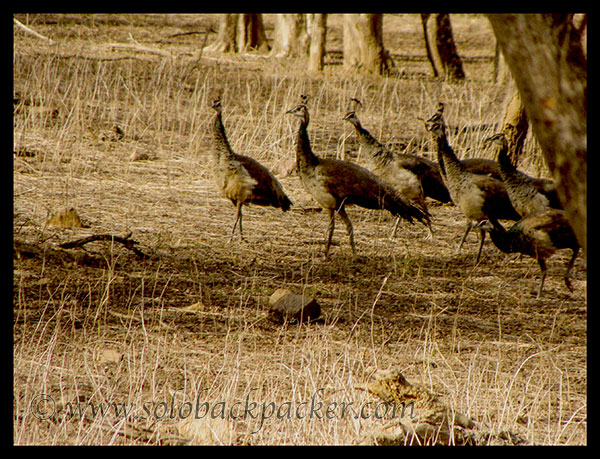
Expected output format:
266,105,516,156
457,220,473,254
424,221,434,241
389,216,401,239
324,207,336,258
338,205,356,256
536,259,547,299
475,226,486,264
229,201,244,243
563,248,579,293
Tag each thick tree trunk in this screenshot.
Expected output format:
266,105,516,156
269,14,309,58
421,14,465,80
205,14,237,53
307,14,327,72
205,14,269,54
488,14,587,256
343,14,392,75
237,13,269,53
501,80,529,165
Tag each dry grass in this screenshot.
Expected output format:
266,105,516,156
13,14,586,445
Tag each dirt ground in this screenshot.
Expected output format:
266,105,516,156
13,14,586,445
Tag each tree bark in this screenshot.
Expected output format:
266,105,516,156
269,14,309,58
487,14,587,256
205,14,269,54
343,14,392,75
421,14,465,80
237,13,269,53
500,80,529,165
307,14,327,72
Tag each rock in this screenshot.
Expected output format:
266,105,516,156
355,367,528,446
355,367,477,446
130,150,150,161
96,349,123,365
178,416,235,445
46,208,84,228
272,159,297,177
268,288,321,323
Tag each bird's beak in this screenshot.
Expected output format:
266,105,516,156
482,136,494,146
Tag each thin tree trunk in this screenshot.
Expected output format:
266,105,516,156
501,80,529,165
307,14,327,72
421,14,465,80
420,14,439,77
488,14,587,256
492,39,510,83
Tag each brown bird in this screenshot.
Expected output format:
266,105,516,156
342,110,435,239
484,132,562,216
344,106,451,204
210,98,292,242
418,104,504,181
477,210,580,298
426,114,520,263
286,103,430,257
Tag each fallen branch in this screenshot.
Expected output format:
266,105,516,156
14,239,103,267
14,18,55,44
59,232,149,259
105,34,174,59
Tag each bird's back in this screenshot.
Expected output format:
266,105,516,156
471,174,522,221
461,158,502,180
514,210,579,254
235,153,292,211
310,157,429,223
396,154,451,203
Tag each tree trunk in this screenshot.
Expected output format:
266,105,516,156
487,14,587,256
421,14,465,80
205,14,269,54
420,14,439,77
343,14,392,75
307,14,327,72
492,39,510,83
237,13,269,53
205,14,237,53
269,14,309,58
501,80,528,165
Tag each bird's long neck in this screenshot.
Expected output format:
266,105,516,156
351,121,393,166
212,110,235,160
497,140,516,174
486,220,519,254
295,115,319,171
434,131,465,180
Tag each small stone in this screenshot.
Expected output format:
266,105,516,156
130,150,150,161
268,288,321,323
97,349,123,365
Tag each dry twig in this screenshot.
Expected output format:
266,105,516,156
59,232,149,259
14,18,55,44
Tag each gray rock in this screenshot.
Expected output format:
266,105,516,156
268,289,321,323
